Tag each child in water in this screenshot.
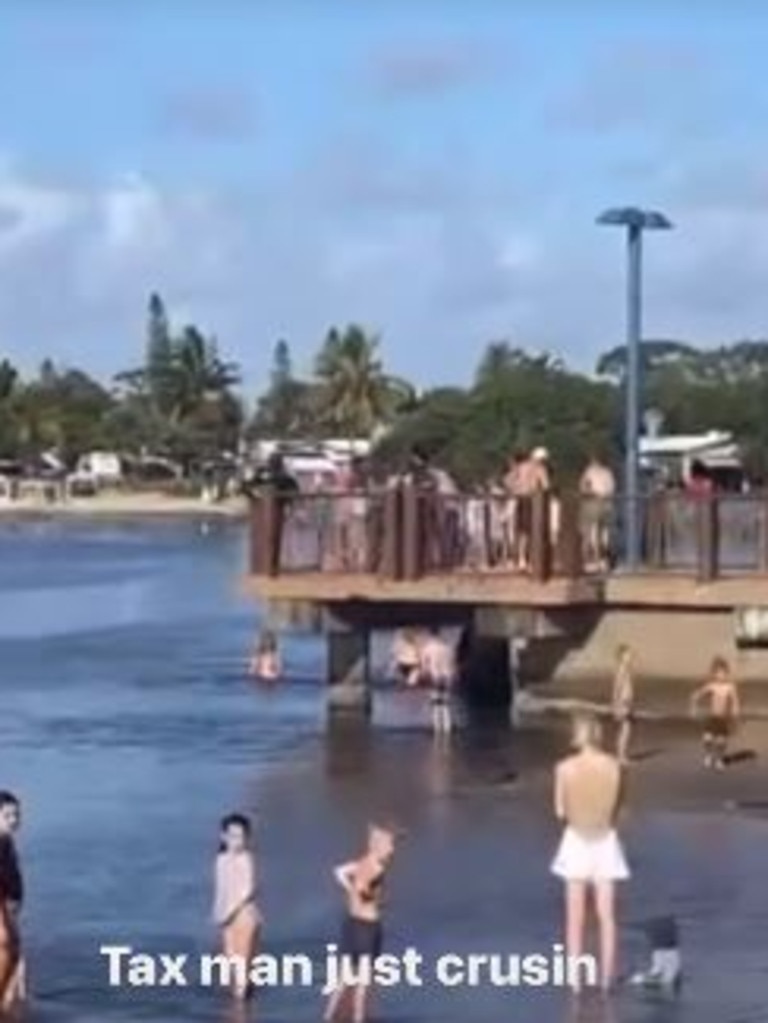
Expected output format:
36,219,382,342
690,656,741,769
325,824,396,1023
249,630,282,681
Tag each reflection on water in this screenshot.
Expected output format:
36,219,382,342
0,520,765,1022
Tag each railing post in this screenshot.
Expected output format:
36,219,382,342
557,491,583,579
402,483,422,581
380,486,403,580
530,490,552,582
696,495,719,582
646,491,666,569
262,492,282,577
249,496,263,574
761,494,768,573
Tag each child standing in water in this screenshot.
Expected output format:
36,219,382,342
213,814,262,1000
325,824,396,1023
690,656,741,769
249,630,282,681
612,644,635,766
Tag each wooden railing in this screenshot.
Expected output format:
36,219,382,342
249,487,768,583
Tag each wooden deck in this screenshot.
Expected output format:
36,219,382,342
244,569,768,609
246,488,768,612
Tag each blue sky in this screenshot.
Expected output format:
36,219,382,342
2,1,768,394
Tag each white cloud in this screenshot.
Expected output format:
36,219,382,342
2,149,768,391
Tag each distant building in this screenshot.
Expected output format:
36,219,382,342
250,439,372,489
640,431,745,490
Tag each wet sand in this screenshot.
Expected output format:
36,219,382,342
247,709,768,1023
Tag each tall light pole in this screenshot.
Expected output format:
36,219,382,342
597,207,673,569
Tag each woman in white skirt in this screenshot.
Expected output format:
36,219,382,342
552,713,628,992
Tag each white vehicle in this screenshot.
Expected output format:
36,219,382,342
72,451,124,486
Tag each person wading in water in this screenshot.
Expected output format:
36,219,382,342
213,814,262,1001
690,656,741,769
419,628,456,738
0,792,24,1012
552,714,628,992
612,645,636,766
325,824,396,1023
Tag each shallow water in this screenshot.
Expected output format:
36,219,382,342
0,519,765,1022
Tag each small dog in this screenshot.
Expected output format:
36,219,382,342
629,916,682,991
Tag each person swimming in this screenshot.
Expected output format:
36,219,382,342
551,714,628,992
212,813,262,1000
690,656,741,769
249,630,282,681
324,824,396,1023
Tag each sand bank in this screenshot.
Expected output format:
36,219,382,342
0,491,249,519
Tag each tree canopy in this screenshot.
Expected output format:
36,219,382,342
1,294,768,481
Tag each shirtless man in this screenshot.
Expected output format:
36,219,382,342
419,628,456,737
512,449,550,572
612,645,635,766
325,825,396,1023
690,656,741,769
580,456,616,569
552,714,628,992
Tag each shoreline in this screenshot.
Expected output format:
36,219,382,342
0,492,249,520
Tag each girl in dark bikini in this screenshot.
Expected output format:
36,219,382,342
325,824,396,1023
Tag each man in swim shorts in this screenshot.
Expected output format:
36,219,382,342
552,714,628,991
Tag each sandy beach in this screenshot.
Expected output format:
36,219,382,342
0,490,249,519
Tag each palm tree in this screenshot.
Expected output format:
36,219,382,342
314,325,415,438
171,327,240,423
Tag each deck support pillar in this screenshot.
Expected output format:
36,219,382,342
458,627,512,710
508,637,527,727
326,624,372,717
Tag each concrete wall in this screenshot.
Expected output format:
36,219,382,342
525,607,768,697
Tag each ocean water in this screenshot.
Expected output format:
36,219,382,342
0,519,765,1023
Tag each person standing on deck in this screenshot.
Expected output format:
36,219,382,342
0,792,24,1012
580,456,616,570
419,628,456,737
612,645,636,766
513,449,550,572
213,814,262,1001
552,714,628,992
325,824,396,1023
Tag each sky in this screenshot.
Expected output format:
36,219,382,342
2,1,768,394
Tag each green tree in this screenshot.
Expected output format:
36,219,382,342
314,325,415,437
